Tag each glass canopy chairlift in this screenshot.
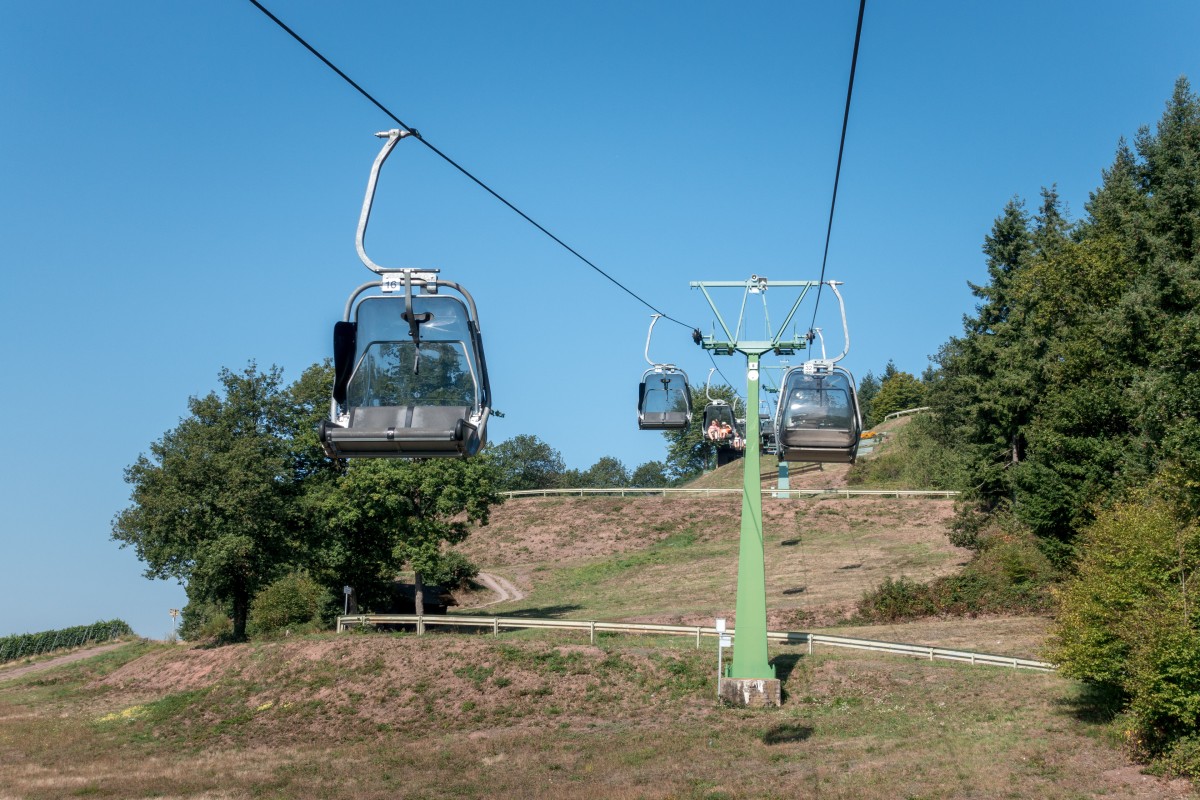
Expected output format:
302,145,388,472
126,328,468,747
319,129,492,460
638,314,692,430
773,282,862,464
701,368,740,446
775,363,861,464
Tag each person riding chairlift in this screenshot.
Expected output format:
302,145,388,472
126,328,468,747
707,419,722,441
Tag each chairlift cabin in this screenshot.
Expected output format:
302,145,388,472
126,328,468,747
638,366,692,430
775,362,861,464
703,401,738,443
319,128,492,460
637,314,692,430
321,278,491,459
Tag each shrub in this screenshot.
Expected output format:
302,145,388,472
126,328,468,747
424,550,479,589
179,601,232,642
1158,735,1200,779
1048,488,1200,768
857,576,935,622
248,572,326,636
857,527,1054,623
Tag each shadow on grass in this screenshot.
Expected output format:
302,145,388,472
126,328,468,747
779,539,801,547
762,723,814,745
770,653,804,683
503,605,585,619
1055,682,1125,724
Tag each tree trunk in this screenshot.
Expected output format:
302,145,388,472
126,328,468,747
232,583,249,641
414,570,424,617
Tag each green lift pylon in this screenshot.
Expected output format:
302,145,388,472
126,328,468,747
692,276,817,681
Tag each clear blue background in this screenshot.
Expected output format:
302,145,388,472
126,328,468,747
3,1,1198,639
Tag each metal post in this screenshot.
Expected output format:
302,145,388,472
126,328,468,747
729,351,774,680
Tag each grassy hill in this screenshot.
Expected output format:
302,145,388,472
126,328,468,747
1,437,1181,797
457,494,968,630
0,630,1187,798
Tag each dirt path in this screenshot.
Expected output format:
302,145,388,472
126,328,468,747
471,572,526,608
0,642,126,683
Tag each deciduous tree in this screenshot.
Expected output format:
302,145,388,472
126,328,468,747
112,364,301,640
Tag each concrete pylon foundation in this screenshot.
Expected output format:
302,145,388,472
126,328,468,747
719,677,782,707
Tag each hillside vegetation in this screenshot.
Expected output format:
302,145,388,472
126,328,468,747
1,635,1191,799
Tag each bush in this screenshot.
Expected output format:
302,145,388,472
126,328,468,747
180,600,233,642
1048,488,1200,769
857,576,935,622
248,573,326,636
857,527,1054,623
846,415,967,492
423,550,479,589
1158,735,1200,779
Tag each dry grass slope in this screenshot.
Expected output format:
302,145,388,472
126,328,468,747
0,636,1193,799
460,494,970,630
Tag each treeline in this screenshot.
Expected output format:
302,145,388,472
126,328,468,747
487,434,671,492
0,620,132,663
875,78,1200,775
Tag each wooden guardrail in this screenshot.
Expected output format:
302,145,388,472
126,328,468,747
503,487,959,499
336,613,1053,673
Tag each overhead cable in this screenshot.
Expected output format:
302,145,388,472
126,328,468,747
246,0,697,332
808,0,867,332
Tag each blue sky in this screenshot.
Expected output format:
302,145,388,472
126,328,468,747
2,1,1198,639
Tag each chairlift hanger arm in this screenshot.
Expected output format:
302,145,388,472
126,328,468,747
356,129,415,275
826,281,851,363
644,314,677,369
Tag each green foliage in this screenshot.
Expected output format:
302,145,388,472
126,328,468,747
315,457,502,612
856,576,935,622
857,371,880,428
858,527,1054,623
630,460,670,488
247,572,327,636
922,78,1200,555
1157,735,1200,779
421,550,479,589
1049,489,1200,762
484,434,566,491
580,456,630,488
0,620,132,663
846,415,967,491
868,368,925,422
179,601,233,642
112,363,308,640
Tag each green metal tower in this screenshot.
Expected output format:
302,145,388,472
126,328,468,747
692,276,817,680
